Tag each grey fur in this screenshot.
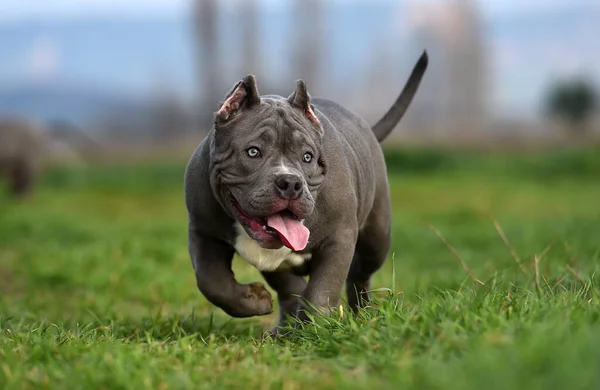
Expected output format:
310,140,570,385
184,51,428,332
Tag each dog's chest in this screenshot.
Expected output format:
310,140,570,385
233,223,311,272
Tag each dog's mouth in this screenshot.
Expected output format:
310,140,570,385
229,194,310,251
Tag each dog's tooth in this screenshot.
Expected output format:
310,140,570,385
262,225,267,231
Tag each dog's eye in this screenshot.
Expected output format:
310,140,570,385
303,152,313,163
246,147,261,158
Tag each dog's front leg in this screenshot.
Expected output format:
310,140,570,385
188,225,273,317
297,227,358,321
261,270,307,334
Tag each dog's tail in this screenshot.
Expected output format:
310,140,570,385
371,51,428,143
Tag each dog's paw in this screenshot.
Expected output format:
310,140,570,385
241,282,273,316
262,325,293,340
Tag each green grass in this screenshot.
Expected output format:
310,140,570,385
1,148,600,389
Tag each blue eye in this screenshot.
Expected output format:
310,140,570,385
246,147,261,158
303,152,313,163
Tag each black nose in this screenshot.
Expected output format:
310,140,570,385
275,174,303,200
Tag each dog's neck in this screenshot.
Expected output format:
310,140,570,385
232,223,312,272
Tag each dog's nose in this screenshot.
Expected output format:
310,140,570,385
274,174,303,200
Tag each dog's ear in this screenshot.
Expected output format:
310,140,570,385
288,80,320,125
215,75,261,122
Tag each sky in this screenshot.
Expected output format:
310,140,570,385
0,0,591,21
0,0,598,120
0,0,187,21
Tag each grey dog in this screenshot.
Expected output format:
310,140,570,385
185,51,428,333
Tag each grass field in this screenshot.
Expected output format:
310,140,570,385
1,148,600,389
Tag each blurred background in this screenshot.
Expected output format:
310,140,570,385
1,0,600,340
0,0,599,165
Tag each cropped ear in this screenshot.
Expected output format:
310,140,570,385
215,75,261,122
287,79,320,125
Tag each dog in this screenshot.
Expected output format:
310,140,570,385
184,51,428,333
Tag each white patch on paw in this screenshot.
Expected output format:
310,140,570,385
233,223,311,272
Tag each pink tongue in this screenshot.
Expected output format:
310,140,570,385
266,212,310,251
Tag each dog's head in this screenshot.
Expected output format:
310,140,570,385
209,75,326,251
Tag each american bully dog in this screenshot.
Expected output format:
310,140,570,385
184,51,428,333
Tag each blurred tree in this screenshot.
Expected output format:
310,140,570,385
292,0,324,92
545,78,598,133
146,70,190,141
406,0,488,136
193,0,220,129
150,90,189,141
240,0,260,77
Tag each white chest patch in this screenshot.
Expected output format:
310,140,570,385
233,223,312,272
